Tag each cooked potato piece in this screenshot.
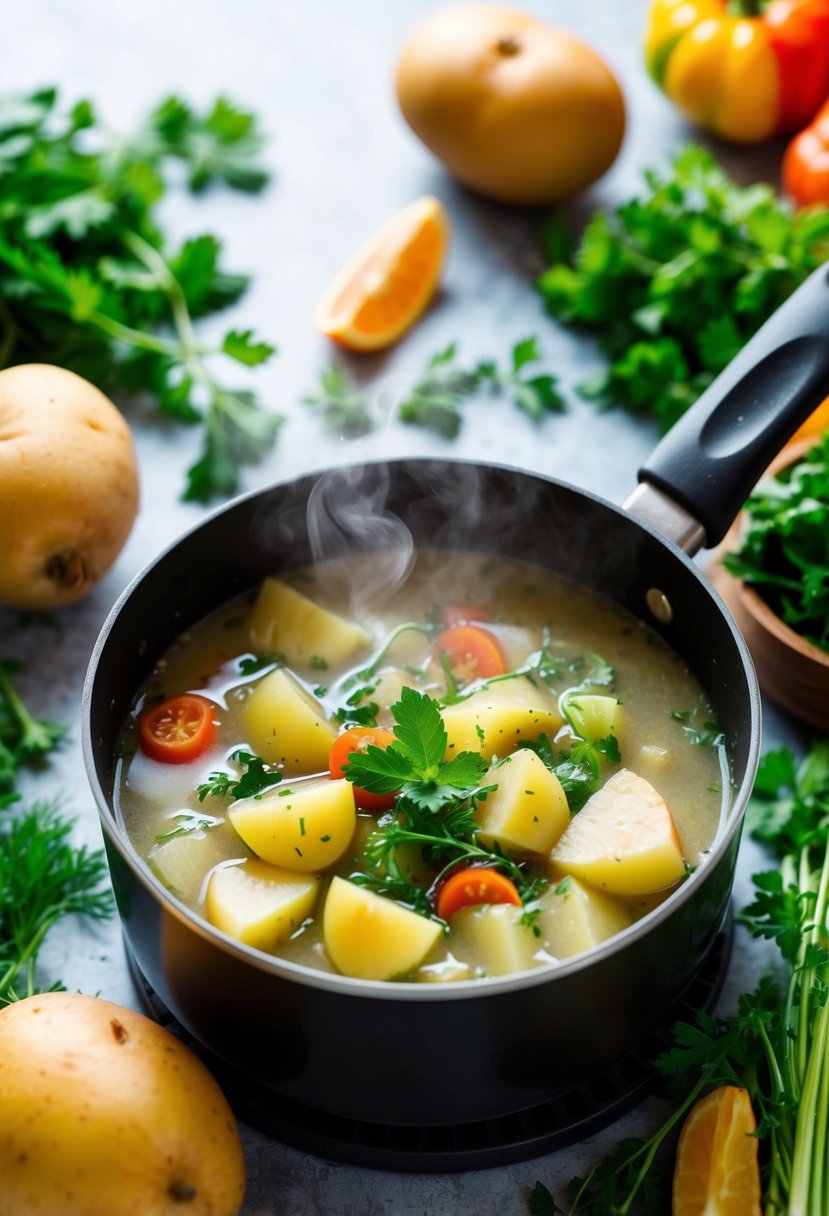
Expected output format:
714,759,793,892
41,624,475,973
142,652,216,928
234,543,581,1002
563,693,622,742
148,828,237,903
248,578,370,667
205,859,320,951
441,675,562,760
551,769,685,895
538,875,631,959
450,903,538,976
229,777,356,872
323,877,443,980
243,667,337,772
475,749,570,856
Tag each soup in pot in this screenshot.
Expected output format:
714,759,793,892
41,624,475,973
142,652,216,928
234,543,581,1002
115,549,728,983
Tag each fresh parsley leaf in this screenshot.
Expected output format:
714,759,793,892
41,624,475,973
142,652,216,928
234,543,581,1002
527,1181,563,1216
397,343,485,438
671,707,724,747
238,651,284,676
537,145,829,432
479,336,565,422
197,749,282,802
0,659,65,804
302,364,377,437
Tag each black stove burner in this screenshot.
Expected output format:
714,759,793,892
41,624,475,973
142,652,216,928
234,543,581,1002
126,915,733,1173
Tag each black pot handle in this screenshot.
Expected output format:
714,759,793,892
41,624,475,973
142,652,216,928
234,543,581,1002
639,260,829,546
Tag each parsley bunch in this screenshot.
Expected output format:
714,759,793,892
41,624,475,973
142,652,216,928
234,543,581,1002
724,433,829,652
0,88,279,501
530,740,829,1214
537,145,829,432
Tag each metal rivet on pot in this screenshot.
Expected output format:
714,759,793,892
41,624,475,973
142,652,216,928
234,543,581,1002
646,587,673,625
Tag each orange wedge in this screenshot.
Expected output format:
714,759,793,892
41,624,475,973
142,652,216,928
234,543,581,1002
314,196,449,351
672,1086,762,1216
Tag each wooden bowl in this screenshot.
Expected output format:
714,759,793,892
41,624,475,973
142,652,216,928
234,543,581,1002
708,437,829,733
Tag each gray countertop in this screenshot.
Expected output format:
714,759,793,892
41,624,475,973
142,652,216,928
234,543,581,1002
2,1,811,1212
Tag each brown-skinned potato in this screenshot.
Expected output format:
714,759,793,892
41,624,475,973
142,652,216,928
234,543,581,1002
0,992,246,1216
395,3,625,206
0,363,139,610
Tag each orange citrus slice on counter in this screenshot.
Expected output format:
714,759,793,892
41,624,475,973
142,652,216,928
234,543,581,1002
672,1085,762,1216
314,195,449,351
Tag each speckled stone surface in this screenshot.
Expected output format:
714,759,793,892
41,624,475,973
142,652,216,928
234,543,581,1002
1,1,812,1212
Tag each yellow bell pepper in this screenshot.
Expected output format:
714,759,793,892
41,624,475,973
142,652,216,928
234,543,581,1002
645,0,829,144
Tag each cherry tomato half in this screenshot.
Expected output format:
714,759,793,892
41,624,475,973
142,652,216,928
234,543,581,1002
139,693,217,764
435,624,506,683
329,726,398,811
434,866,522,920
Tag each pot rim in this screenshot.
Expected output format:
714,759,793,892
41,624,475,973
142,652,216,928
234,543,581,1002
81,455,761,1003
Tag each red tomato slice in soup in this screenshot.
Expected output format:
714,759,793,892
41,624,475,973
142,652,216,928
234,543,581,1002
329,726,398,811
139,694,217,764
436,624,506,682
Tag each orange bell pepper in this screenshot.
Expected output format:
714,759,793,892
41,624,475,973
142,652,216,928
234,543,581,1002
645,0,829,144
782,96,829,207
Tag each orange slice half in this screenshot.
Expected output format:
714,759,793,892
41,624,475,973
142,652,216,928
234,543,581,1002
672,1086,762,1216
314,196,449,351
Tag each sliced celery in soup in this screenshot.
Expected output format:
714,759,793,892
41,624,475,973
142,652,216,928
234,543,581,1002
115,549,727,983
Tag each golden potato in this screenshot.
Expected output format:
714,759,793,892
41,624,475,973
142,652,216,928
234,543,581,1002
242,667,338,772
395,3,625,206
0,363,139,609
538,875,631,959
323,876,443,979
476,748,570,855
206,859,321,950
248,578,370,668
0,991,245,1216
229,777,356,871
441,675,562,760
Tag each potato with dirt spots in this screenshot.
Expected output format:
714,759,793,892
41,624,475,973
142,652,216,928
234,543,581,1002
0,363,139,609
0,991,245,1216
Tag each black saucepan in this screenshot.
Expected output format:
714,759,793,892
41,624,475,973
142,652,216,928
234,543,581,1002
83,264,829,1129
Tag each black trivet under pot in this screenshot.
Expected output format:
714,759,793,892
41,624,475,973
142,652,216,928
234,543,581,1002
126,915,732,1174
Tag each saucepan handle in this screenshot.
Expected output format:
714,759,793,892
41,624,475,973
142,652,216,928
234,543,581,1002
636,260,829,549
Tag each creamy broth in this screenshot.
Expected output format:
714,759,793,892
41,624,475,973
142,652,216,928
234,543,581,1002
116,550,727,982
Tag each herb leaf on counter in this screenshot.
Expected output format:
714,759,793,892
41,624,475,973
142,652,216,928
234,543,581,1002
537,145,829,432
0,87,280,501
478,335,565,422
723,433,829,652
301,365,376,437
0,660,65,808
0,800,113,1004
397,342,484,439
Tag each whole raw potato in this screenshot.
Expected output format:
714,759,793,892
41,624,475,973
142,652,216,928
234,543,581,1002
0,992,246,1216
395,3,625,206
0,363,139,610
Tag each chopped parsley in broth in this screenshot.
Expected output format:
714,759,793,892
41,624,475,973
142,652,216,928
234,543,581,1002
116,550,726,983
